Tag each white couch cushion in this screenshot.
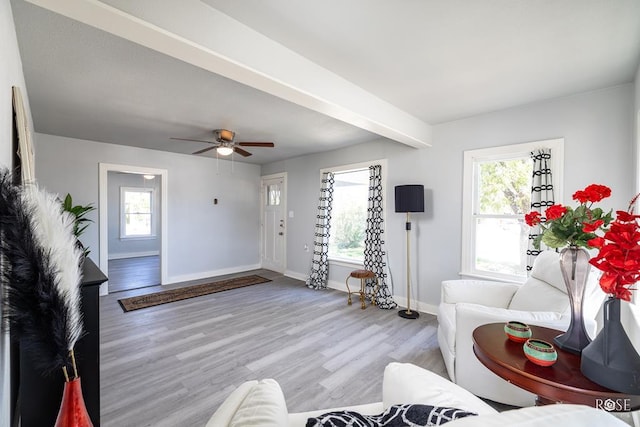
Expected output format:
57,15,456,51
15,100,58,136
437,302,457,352
382,362,497,416
508,276,569,313
509,251,569,312
207,379,288,427
529,250,566,292
447,404,628,427
206,381,258,427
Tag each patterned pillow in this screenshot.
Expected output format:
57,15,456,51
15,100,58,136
305,404,477,427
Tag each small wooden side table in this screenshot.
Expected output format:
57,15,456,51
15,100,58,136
472,323,640,411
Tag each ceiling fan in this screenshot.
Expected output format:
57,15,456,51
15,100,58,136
171,129,274,157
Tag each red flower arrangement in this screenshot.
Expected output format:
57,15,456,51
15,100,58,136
588,195,640,302
525,184,613,250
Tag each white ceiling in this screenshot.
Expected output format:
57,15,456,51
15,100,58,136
11,0,640,164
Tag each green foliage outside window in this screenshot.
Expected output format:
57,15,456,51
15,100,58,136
478,159,531,215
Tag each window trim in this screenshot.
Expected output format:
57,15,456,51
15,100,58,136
120,186,156,239
461,139,564,282
321,159,387,265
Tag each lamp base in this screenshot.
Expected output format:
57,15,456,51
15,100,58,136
398,309,420,319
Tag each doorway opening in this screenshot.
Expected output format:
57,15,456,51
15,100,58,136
99,163,168,295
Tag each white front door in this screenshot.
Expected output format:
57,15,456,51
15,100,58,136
261,174,286,272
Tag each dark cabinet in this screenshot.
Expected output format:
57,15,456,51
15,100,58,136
19,258,107,426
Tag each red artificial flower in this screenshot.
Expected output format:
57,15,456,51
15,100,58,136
525,211,541,226
573,184,611,204
587,237,605,248
582,219,604,233
589,194,640,302
545,204,567,220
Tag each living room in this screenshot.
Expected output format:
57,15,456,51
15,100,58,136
2,1,640,426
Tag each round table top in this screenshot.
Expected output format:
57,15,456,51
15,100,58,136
472,323,640,411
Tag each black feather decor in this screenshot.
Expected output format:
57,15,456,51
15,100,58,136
0,168,84,380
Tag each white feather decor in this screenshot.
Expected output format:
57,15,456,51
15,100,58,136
21,184,84,352
0,169,85,377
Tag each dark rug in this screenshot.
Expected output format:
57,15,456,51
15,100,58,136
118,275,271,312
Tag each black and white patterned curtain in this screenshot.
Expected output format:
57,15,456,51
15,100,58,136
526,148,554,272
307,172,335,290
364,165,397,309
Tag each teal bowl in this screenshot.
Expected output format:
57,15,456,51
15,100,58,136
504,321,532,343
523,339,558,367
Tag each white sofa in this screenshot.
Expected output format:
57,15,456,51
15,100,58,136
437,251,606,407
206,362,626,426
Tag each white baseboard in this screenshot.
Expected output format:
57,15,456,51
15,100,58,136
108,251,159,260
165,263,262,285
277,269,440,316
326,276,439,316
284,270,307,282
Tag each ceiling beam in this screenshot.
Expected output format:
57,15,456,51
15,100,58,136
25,0,431,148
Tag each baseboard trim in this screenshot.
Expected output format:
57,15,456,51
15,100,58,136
165,263,262,285
108,251,159,260
284,270,307,282
281,270,439,316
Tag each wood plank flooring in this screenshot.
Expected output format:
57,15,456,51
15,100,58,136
107,256,160,293
99,270,446,426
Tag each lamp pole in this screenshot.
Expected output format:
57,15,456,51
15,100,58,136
399,211,419,319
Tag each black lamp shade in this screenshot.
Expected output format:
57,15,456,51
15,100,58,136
395,185,424,213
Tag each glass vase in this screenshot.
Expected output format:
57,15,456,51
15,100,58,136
553,246,591,354
54,377,93,427
581,297,640,394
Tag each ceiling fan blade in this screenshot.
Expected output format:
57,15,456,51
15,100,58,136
233,147,253,157
193,146,217,155
171,137,216,144
237,142,274,147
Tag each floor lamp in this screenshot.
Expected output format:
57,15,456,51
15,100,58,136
395,185,424,319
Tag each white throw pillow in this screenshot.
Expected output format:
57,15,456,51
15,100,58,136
229,379,289,427
382,363,497,415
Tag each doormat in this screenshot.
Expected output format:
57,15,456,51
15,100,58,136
118,275,271,312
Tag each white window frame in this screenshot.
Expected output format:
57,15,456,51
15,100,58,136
120,186,156,239
321,159,387,268
461,139,564,282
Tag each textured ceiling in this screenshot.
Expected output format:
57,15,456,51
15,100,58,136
11,0,640,164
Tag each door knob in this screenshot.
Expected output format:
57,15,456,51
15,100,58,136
278,232,284,236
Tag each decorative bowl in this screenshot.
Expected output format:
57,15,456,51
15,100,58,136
504,321,532,343
523,339,558,367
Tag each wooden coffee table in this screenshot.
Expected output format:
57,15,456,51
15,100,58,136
473,323,640,411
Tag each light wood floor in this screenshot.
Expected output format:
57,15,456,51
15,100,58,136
107,256,160,293
99,270,446,426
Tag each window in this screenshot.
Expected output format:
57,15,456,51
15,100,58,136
120,187,155,238
267,184,281,206
461,139,563,281
322,160,386,264
328,169,370,262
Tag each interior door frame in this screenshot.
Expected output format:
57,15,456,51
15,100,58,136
99,163,168,295
260,172,287,273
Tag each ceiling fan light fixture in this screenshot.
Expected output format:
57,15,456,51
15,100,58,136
216,129,235,142
216,146,234,156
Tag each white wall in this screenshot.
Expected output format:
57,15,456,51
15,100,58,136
1,0,34,424
35,134,262,284
263,84,635,313
107,171,161,259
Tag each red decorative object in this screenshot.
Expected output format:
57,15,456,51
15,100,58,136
54,378,93,427
524,183,613,250
589,194,640,302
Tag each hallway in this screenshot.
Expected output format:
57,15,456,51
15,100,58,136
107,255,160,293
